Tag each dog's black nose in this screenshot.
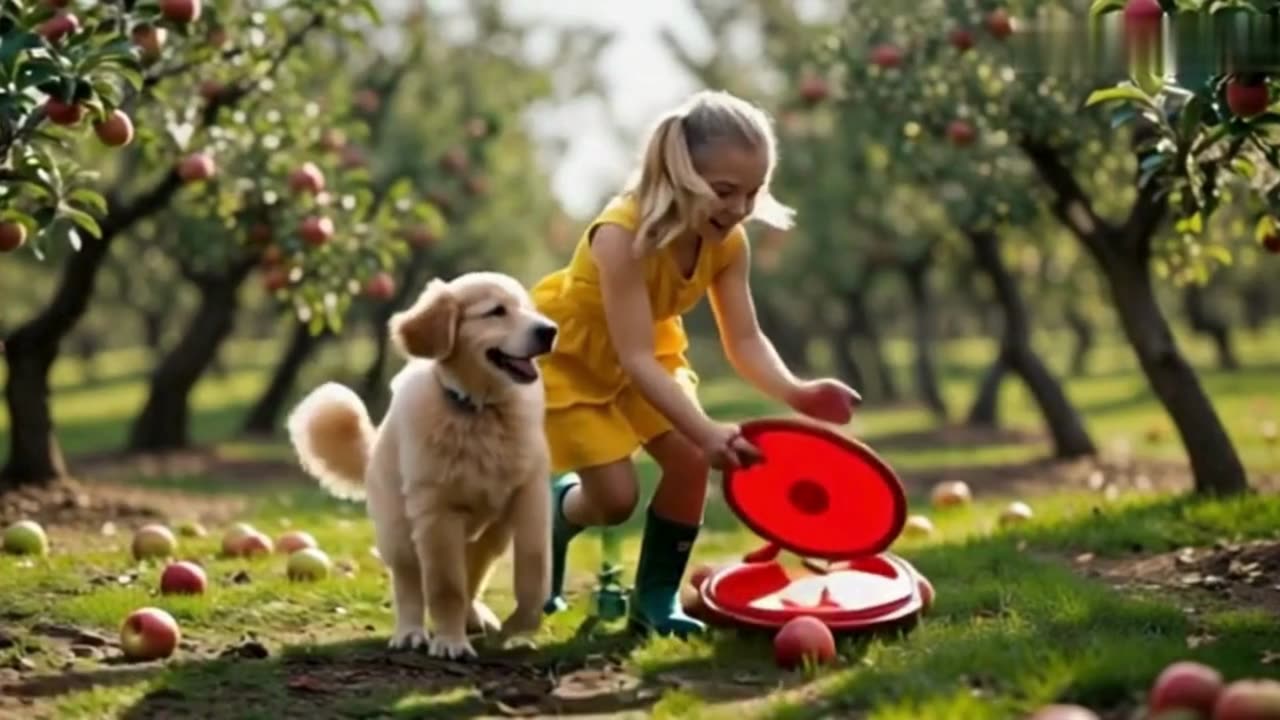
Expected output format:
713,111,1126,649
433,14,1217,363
535,323,557,349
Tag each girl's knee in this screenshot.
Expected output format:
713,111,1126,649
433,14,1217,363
577,462,640,526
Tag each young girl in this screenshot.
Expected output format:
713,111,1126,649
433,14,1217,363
531,89,860,637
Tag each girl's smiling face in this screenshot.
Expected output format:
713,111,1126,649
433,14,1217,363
695,143,769,240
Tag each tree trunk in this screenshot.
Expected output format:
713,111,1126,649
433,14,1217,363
0,192,151,486
901,261,948,421
1064,303,1094,377
142,312,166,351
845,289,898,401
1021,138,1247,495
966,355,1008,428
126,263,253,452
1109,261,1248,493
1183,285,1239,371
967,229,1096,458
241,322,330,436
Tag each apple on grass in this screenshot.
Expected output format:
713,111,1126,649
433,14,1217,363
160,561,207,595
3,520,49,556
998,501,1034,527
1214,678,1280,719
131,524,177,561
902,514,935,538
1028,706,1098,720
773,616,836,670
930,481,972,508
1148,660,1223,716
120,607,180,661
275,530,318,555
287,547,332,581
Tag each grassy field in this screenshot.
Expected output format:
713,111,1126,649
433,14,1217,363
2,327,1279,718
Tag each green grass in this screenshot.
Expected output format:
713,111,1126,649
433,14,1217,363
2,326,1279,717
4,483,1280,719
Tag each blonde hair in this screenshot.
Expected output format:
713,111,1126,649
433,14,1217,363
624,89,795,255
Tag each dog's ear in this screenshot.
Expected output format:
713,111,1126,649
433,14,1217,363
390,279,459,359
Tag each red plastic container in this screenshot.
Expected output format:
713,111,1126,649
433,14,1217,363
697,418,930,633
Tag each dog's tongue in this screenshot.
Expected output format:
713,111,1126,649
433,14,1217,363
508,357,535,377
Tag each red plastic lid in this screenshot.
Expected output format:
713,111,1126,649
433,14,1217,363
722,418,907,561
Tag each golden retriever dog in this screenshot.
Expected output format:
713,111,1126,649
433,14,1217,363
285,272,557,659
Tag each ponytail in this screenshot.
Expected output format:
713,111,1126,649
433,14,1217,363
625,90,794,257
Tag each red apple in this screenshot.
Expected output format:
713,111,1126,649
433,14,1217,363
0,222,28,253
1213,679,1280,719
799,72,828,103
985,9,1013,39
1227,78,1270,118
260,245,283,266
773,616,836,670
365,272,396,300
131,524,177,561
275,530,318,555
159,561,207,595
870,43,903,69
1149,661,1224,715
287,547,332,581
207,26,228,49
299,216,334,246
930,481,972,508
402,226,436,248
177,153,216,182
160,0,201,24
917,575,935,612
949,28,975,51
262,267,289,292
1028,706,1099,720
440,147,468,174
221,522,257,555
1124,0,1163,45
119,607,180,661
94,110,134,147
44,98,83,126
232,530,273,558
38,13,79,42
198,80,224,102
1264,234,1280,254
288,162,325,194
131,25,167,61
947,119,977,146
464,175,489,196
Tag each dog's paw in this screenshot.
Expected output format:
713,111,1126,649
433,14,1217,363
428,634,477,660
388,627,430,651
467,601,501,636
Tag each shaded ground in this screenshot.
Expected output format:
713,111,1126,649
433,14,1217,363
0,477,247,532
1084,538,1280,618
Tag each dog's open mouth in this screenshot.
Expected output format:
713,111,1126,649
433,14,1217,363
486,348,539,384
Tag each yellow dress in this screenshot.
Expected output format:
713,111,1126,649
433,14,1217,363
532,193,746,473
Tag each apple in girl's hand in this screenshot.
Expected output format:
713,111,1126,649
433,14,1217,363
120,607,180,661
787,378,861,424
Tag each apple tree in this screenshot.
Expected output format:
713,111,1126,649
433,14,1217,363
0,0,401,487
803,0,1269,494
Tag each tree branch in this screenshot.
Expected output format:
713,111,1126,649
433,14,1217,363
1019,138,1115,262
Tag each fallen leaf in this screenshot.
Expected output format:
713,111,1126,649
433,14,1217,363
1074,553,1095,565
1186,632,1218,649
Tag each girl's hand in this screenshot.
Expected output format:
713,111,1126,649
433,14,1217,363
696,422,763,471
786,378,861,425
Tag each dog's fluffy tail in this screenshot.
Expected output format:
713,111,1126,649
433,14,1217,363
286,382,374,501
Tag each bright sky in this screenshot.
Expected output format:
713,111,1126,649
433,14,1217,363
501,0,708,219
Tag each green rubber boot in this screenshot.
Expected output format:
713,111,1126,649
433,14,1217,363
626,507,707,638
543,473,584,614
